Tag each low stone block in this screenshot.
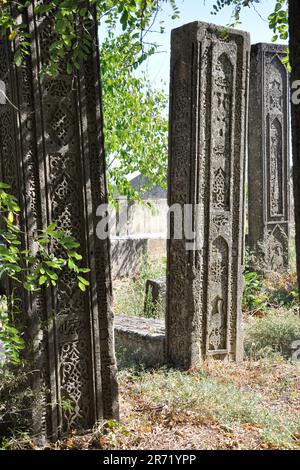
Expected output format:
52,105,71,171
144,278,166,318
114,315,166,368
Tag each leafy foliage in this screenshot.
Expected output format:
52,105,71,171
243,271,267,314
101,31,168,201
245,309,300,359
243,248,298,315
0,182,90,363
268,0,289,42
0,1,178,201
211,0,260,24
0,0,179,76
243,269,298,316
264,272,299,308
0,297,24,365
212,0,289,59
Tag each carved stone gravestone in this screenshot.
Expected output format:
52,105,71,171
144,278,166,318
167,22,250,369
248,43,291,272
0,4,118,440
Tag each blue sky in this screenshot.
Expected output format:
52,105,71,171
141,0,286,92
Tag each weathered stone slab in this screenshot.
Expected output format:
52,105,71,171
0,3,118,440
114,315,166,367
0,80,5,105
144,278,166,318
248,43,291,272
167,22,250,368
110,237,166,279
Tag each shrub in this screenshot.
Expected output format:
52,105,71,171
243,248,298,314
264,272,299,308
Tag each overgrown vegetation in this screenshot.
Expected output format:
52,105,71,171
0,297,24,365
113,255,166,318
242,246,298,315
0,367,32,448
123,364,300,449
243,270,299,315
101,32,168,202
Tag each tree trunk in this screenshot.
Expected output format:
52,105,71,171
289,0,300,291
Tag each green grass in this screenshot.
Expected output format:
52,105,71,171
0,366,33,448
245,309,300,359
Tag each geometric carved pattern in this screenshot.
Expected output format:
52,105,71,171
209,237,228,351
212,167,228,210
270,118,283,217
49,104,75,145
60,341,90,431
211,238,228,284
167,22,249,368
248,43,291,272
0,3,118,440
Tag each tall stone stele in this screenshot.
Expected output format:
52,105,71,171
248,43,291,272
166,22,250,369
0,3,118,440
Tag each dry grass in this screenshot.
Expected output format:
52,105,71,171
110,359,300,450
3,258,300,450
113,256,166,318
7,357,298,451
